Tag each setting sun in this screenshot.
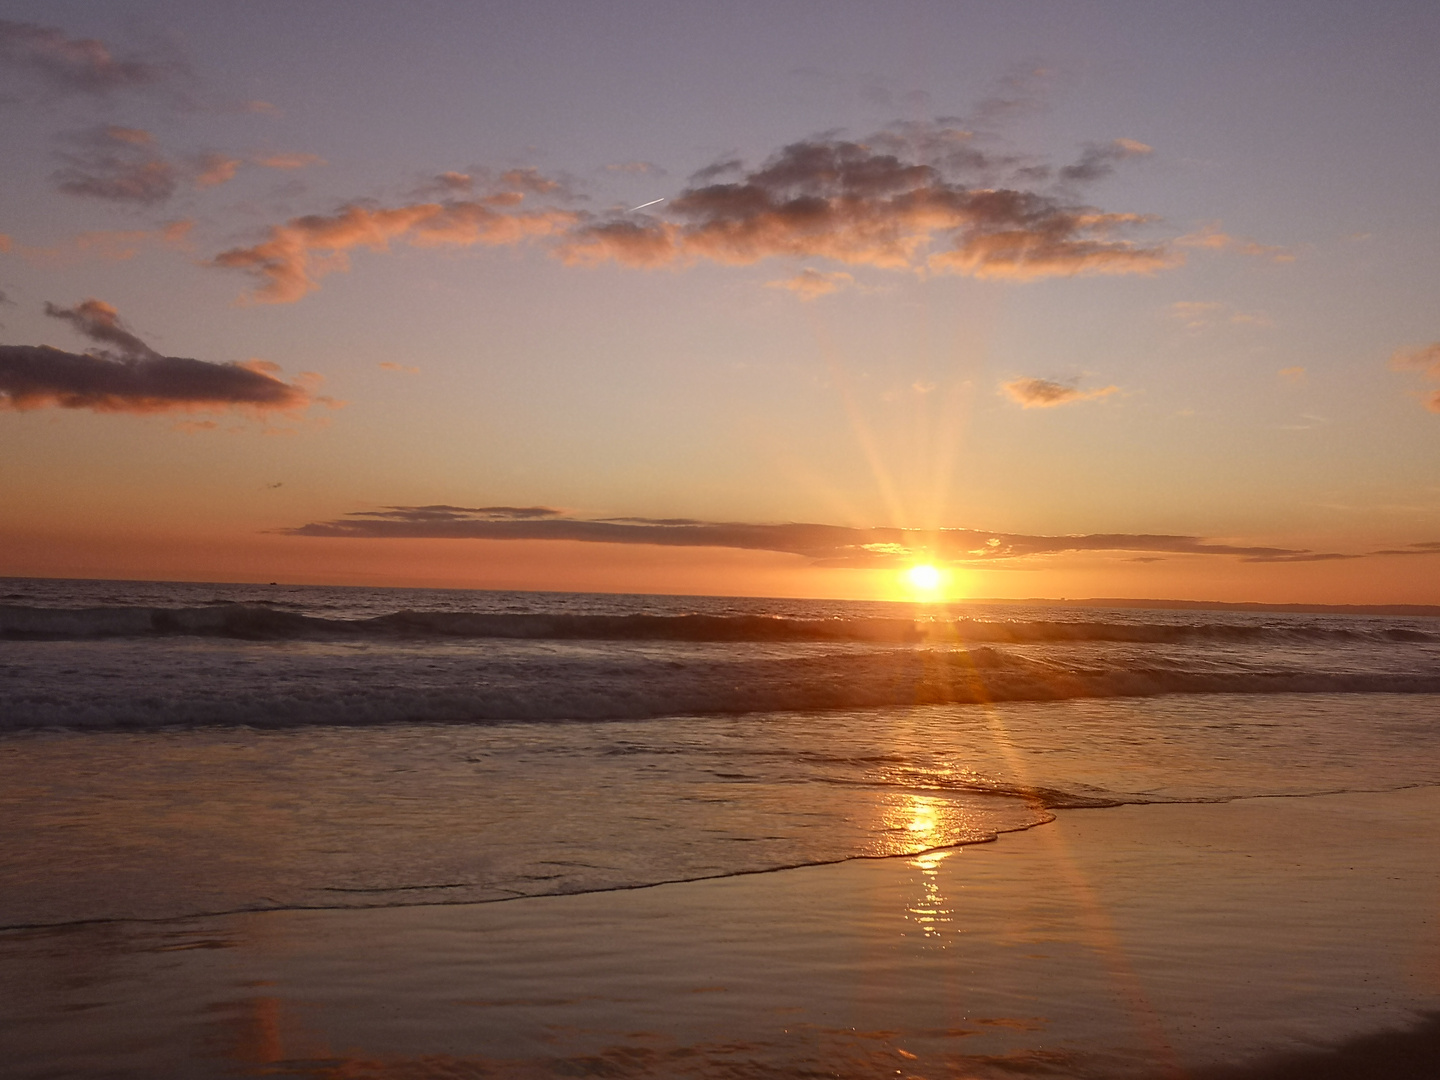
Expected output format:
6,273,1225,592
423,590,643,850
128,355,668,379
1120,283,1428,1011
905,563,944,595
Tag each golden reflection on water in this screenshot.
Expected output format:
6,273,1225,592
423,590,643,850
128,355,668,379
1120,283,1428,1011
873,792,964,942
908,847,955,941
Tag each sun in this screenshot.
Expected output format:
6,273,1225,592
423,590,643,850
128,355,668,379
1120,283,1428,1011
905,563,943,594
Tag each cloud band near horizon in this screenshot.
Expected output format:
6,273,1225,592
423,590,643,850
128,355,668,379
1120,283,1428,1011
278,504,1371,567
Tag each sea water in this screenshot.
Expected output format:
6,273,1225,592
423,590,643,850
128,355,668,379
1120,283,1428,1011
5,577,1440,1078
2,576,1438,929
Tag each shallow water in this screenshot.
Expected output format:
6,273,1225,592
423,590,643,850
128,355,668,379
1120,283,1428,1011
4,788,1437,1079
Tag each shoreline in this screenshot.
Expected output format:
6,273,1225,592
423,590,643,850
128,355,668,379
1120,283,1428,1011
7,778,1438,935
5,786,1438,1078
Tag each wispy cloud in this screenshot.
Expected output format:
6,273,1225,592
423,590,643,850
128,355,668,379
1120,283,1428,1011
13,220,193,265
1166,300,1273,331
52,125,179,204
254,153,325,171
767,268,855,300
194,152,242,189
378,361,419,374
0,18,176,97
0,299,323,416
1176,222,1294,263
280,504,1349,567
604,160,666,176
1370,541,1440,557
1001,377,1119,408
1390,342,1440,413
50,127,274,203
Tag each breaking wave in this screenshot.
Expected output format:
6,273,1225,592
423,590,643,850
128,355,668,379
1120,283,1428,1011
6,642,1440,731
2,603,1436,645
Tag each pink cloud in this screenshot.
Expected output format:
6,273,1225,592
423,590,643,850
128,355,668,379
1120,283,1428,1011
766,268,855,300
255,153,325,170
1176,222,1295,263
194,152,242,188
212,192,578,303
1390,343,1440,413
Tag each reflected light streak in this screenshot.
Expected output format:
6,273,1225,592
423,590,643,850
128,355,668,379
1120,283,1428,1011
914,617,1188,1078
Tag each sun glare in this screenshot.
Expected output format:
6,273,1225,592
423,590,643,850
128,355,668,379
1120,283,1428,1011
905,563,943,595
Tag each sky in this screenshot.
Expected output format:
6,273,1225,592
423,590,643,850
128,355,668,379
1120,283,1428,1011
2,0,1439,603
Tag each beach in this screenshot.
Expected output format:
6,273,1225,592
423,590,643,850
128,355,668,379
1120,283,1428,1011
4,786,1438,1078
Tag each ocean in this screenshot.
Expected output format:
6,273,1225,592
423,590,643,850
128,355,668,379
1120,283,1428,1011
3,577,1439,1078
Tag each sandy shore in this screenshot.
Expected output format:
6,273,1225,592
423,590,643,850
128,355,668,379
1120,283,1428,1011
3,786,1439,1079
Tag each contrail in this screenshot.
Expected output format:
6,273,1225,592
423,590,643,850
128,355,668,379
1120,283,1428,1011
627,197,665,212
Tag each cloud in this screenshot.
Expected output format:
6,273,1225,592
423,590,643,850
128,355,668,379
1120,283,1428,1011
43,299,157,358
1167,301,1274,331
1390,343,1440,378
194,153,242,188
1370,541,1440,557
211,177,579,303
280,505,1351,566
0,18,173,97
1168,300,1224,330
255,153,325,170
378,361,419,374
559,123,1176,281
0,299,321,415
1058,138,1152,184
1278,366,1307,384
605,161,666,176
1001,377,1119,408
1390,342,1440,413
767,268,855,300
51,128,261,202
1176,222,1294,263
52,125,179,204
15,220,193,265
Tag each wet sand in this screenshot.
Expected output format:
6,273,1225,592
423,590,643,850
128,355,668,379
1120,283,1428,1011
4,785,1439,1078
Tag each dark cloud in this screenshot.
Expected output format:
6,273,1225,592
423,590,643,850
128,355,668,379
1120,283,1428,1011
43,299,158,358
0,18,173,97
0,299,318,415
558,121,1176,281
1371,541,1440,556
52,126,179,204
280,506,1345,567
355,505,564,522
1058,139,1153,184
1239,552,1363,564
50,128,249,204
